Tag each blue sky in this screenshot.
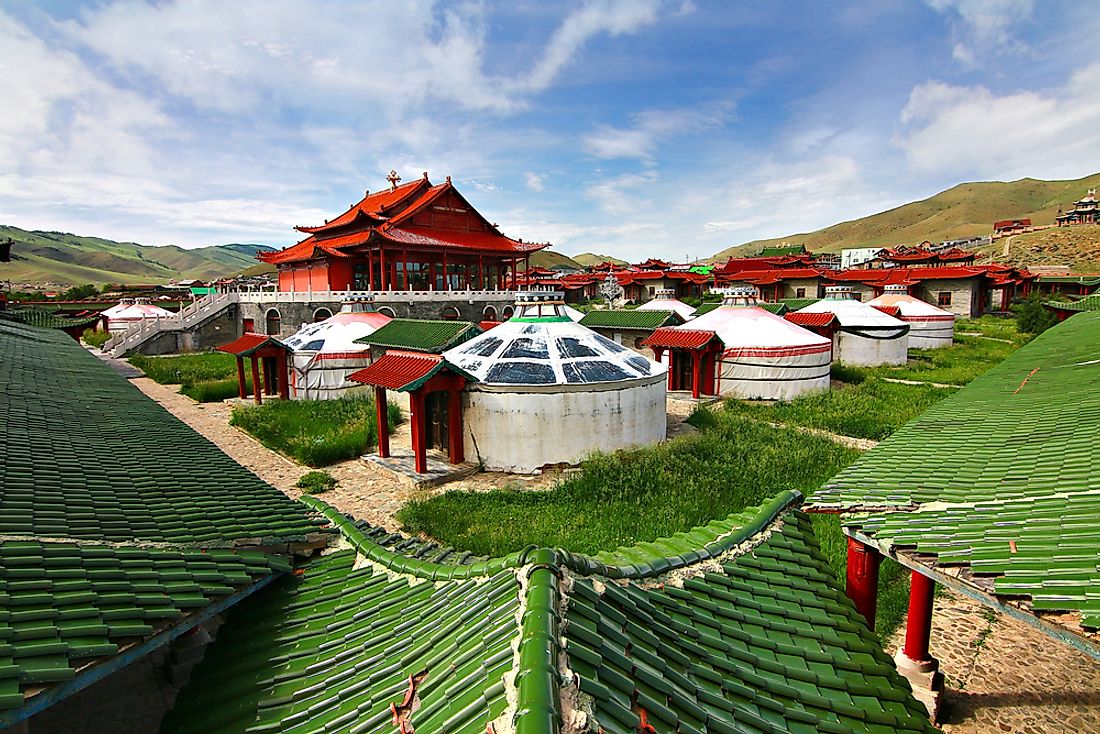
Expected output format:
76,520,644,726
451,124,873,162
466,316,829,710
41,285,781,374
1,0,1098,260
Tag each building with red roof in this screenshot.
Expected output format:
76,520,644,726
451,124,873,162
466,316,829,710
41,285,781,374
260,172,547,293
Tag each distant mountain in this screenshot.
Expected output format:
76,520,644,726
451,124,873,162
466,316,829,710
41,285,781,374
0,225,276,285
709,172,1100,263
529,249,583,270
573,252,629,267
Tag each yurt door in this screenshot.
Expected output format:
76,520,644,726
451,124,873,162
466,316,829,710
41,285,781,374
425,391,449,451
674,352,693,392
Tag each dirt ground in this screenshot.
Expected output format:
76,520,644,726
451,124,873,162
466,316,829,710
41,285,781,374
133,378,1100,733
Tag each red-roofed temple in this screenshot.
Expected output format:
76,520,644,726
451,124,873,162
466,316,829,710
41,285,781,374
260,173,547,293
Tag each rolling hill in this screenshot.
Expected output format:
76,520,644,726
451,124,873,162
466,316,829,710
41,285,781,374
710,172,1100,262
0,226,275,286
573,252,629,267
529,249,584,270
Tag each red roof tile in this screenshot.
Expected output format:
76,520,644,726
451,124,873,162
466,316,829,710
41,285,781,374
216,333,287,356
346,351,456,392
871,305,901,318
784,312,839,329
295,179,430,234
642,327,720,350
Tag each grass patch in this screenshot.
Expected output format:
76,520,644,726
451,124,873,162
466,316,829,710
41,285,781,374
955,315,1032,345
399,412,860,557
82,328,111,348
296,471,338,494
181,377,251,403
130,352,238,385
721,378,954,440
230,395,402,467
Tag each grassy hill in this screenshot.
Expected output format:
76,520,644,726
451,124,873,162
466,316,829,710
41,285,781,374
0,226,274,285
573,252,629,267
529,249,583,270
709,172,1100,262
973,225,1100,273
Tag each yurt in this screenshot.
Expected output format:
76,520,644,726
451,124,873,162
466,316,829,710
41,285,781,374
796,286,909,366
282,298,391,399
443,292,667,472
868,284,955,349
562,303,585,322
676,287,831,400
101,298,174,333
638,288,696,321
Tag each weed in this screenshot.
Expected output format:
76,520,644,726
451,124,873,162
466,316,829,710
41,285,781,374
296,471,338,494
130,352,238,385
82,328,112,348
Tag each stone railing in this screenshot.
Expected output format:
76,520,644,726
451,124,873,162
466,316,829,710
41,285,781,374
104,292,238,356
234,289,518,303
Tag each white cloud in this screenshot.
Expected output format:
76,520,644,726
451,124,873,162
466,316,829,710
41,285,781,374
524,172,545,191
895,63,1100,180
583,106,732,161
926,0,1034,65
584,170,658,215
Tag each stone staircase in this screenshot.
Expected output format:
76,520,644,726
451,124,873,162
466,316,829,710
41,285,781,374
103,292,238,357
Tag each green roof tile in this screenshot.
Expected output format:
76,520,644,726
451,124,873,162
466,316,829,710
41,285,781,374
164,494,934,734
356,318,481,353
814,310,1100,633
0,309,101,331
579,309,682,330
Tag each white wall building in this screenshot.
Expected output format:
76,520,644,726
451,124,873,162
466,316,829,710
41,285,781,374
796,286,910,366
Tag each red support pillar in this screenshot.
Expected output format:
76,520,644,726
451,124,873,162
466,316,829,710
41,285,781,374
250,356,263,405
368,250,375,291
236,356,247,399
409,389,426,473
902,571,936,663
668,352,677,391
478,254,485,290
263,356,275,395
447,387,463,464
845,536,881,628
691,350,702,399
375,387,390,458
278,353,289,400
442,251,448,291
379,247,388,290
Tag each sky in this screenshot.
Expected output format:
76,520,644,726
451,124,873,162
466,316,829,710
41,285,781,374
1,0,1099,261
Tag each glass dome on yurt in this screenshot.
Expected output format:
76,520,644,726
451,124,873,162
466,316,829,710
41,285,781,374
637,288,696,321
679,286,831,400
443,292,667,472
867,284,955,349
101,298,175,333
282,297,391,399
796,285,909,366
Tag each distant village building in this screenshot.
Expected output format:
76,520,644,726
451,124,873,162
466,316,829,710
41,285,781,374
636,288,697,321
842,247,882,269
1055,189,1099,227
992,218,1032,237
259,172,547,293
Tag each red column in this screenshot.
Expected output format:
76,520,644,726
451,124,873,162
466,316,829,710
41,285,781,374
846,536,881,628
404,249,410,291
379,248,387,290
478,254,485,290
409,389,426,473
442,251,448,291
447,387,463,464
902,571,936,663
368,250,375,291
668,352,677,390
250,356,263,405
236,356,247,399
277,353,289,400
510,257,517,290
691,351,702,399
263,356,275,395
375,387,390,458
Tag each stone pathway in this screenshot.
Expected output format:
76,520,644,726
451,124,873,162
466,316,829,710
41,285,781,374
887,592,1100,733
134,378,1100,734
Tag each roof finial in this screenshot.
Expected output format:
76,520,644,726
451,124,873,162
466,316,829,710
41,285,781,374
422,171,428,180
446,175,452,184
386,170,401,191
364,189,369,197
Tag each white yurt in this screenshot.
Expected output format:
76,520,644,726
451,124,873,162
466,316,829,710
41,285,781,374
638,288,696,321
867,284,955,349
562,304,585,322
282,298,391,399
101,298,175,333
796,286,910,366
443,292,667,473
678,287,832,400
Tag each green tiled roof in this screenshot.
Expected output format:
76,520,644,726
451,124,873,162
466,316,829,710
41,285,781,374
356,319,481,353
164,492,934,734
0,321,323,720
0,308,100,330
1035,274,1100,285
779,297,821,311
579,309,682,329
1044,294,1100,312
758,244,807,256
693,302,720,316
814,311,1100,632
759,301,788,315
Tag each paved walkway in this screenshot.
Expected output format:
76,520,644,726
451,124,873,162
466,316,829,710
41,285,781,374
134,379,1100,733
887,592,1100,733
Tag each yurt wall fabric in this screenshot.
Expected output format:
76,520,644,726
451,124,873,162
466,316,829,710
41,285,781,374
867,289,955,349
283,307,390,399
795,297,909,367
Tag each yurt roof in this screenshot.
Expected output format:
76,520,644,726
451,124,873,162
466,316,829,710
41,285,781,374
796,293,909,329
444,293,665,389
867,291,955,319
283,308,391,354
101,299,173,319
686,305,831,349
637,294,696,320
562,304,585,322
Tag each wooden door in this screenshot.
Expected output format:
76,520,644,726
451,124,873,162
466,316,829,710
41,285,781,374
424,391,449,451
674,352,693,391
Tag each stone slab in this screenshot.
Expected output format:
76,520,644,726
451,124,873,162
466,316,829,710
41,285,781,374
362,449,478,489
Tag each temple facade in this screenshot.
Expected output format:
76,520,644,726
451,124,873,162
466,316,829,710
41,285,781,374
260,172,547,293
1056,189,1099,227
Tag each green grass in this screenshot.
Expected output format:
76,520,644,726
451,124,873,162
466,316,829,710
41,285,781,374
181,377,251,403
721,378,955,440
130,352,238,385
955,315,1033,345
399,411,860,556
81,328,111,348
230,395,402,467
296,471,338,494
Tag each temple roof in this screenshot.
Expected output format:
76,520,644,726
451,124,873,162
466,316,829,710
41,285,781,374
813,310,1100,642
578,309,683,330
162,493,936,734
347,350,474,392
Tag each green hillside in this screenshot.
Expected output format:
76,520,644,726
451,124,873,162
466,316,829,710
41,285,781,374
573,252,629,267
529,248,583,270
0,226,275,285
709,172,1100,262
